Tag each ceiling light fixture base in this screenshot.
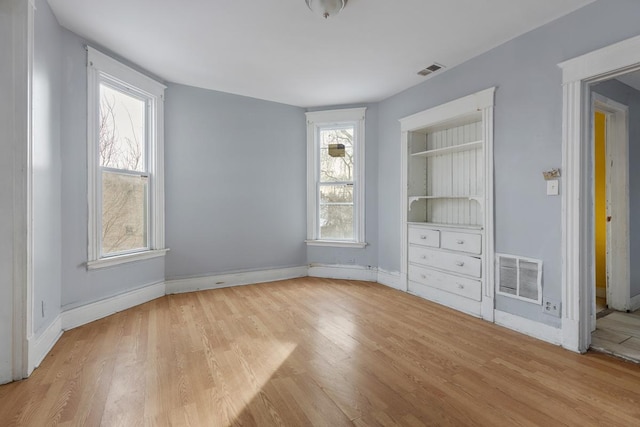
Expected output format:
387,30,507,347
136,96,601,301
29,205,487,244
305,0,347,19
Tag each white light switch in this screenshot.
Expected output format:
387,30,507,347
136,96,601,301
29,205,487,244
547,180,559,196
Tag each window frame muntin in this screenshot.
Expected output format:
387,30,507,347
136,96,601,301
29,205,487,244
305,108,366,247
87,47,166,269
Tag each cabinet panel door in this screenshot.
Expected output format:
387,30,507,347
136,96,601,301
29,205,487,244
408,264,482,301
408,227,440,248
409,246,481,277
441,231,481,254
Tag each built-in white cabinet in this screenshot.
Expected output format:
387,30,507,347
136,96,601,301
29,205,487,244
400,88,495,320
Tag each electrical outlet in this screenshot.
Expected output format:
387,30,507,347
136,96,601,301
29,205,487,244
542,297,561,317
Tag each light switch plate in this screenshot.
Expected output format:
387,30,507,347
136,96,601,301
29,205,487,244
546,180,559,196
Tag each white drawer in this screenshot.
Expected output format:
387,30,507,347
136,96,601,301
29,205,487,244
441,231,482,254
408,226,440,248
408,264,481,301
409,246,481,277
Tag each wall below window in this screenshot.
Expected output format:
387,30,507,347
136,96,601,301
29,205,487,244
164,84,307,281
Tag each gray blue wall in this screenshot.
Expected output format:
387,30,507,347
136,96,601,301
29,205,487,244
592,79,640,298
164,84,307,279
14,0,640,352
59,30,165,310
32,0,62,336
376,0,640,326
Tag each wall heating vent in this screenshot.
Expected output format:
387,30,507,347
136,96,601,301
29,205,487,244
417,63,444,76
496,254,542,304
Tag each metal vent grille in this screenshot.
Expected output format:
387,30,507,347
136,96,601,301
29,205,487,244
417,63,444,76
496,254,542,304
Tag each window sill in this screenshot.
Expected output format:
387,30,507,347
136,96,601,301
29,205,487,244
86,248,169,270
305,240,367,248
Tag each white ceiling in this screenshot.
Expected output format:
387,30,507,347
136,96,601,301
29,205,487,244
47,0,594,108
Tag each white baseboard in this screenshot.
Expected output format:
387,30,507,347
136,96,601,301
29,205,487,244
376,268,403,290
494,310,562,346
631,293,640,311
308,264,377,282
61,281,166,331
28,314,63,374
165,266,308,294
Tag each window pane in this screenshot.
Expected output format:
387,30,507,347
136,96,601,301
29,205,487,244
320,184,353,204
320,205,354,240
102,171,148,255
99,84,146,171
319,126,354,183
320,185,354,240
320,145,353,182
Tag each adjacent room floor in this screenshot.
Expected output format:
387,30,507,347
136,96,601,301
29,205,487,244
1,278,639,426
592,308,640,363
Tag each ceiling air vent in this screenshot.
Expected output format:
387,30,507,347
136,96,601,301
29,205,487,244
417,63,444,76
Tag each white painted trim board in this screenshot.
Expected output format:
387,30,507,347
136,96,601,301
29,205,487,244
377,268,402,290
494,310,562,346
61,282,166,331
27,315,62,374
307,264,377,282
166,266,308,294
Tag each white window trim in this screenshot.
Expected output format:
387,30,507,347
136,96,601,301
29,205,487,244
86,47,166,269
305,107,366,247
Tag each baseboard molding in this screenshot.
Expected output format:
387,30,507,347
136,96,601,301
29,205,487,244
494,310,562,346
308,264,377,282
376,268,403,290
165,266,308,294
61,281,166,331
631,293,640,311
28,314,63,374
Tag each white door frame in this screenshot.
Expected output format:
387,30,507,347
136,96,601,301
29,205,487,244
6,0,34,382
592,94,630,314
559,34,640,353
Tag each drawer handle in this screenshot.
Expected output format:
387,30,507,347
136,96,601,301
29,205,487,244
455,261,465,267
420,235,428,240
456,239,465,244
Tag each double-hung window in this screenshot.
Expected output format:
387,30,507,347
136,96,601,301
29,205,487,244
305,108,366,247
86,47,167,269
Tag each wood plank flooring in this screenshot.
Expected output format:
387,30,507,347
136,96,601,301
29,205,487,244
1,277,640,426
592,309,640,363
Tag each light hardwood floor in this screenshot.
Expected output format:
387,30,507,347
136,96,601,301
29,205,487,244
2,277,640,426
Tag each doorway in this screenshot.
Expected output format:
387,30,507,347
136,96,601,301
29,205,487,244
559,34,640,353
589,75,640,361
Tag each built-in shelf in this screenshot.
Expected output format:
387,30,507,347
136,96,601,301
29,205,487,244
411,140,483,158
408,221,483,230
409,195,483,208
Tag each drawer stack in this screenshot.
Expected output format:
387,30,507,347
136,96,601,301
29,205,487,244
407,224,482,302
